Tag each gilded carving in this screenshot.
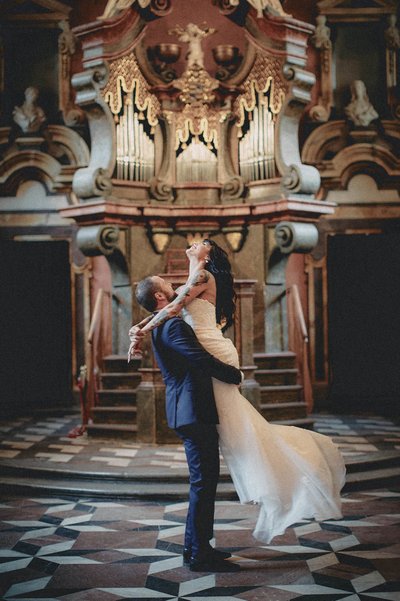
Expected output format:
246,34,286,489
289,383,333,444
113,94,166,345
233,53,286,130
169,23,215,70
103,54,160,126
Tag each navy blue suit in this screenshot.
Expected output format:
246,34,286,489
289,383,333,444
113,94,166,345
151,316,241,560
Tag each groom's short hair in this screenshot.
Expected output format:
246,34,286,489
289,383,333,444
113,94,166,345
135,276,160,312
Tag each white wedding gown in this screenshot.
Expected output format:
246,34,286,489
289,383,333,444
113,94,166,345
182,298,346,543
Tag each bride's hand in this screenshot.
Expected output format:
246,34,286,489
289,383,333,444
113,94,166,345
127,325,145,362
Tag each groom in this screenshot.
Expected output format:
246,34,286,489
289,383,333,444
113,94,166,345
132,275,241,573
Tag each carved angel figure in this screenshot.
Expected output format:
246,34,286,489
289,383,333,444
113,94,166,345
385,14,400,50
344,80,378,127
311,15,331,49
13,87,46,134
169,23,216,69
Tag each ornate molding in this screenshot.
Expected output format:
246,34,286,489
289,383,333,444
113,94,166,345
59,196,336,227
0,125,90,195
149,115,175,202
309,15,332,123
310,1,399,122
58,20,85,127
302,119,400,191
76,225,120,256
275,221,319,254
71,61,115,199
275,65,321,196
385,14,400,119
219,115,245,202
100,0,171,20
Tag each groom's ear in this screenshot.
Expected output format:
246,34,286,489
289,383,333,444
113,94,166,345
154,291,165,302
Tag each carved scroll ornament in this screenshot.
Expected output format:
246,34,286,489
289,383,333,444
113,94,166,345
275,65,321,196
216,0,289,18
100,0,171,19
72,61,115,199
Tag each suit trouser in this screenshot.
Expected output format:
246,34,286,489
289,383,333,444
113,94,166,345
175,423,220,560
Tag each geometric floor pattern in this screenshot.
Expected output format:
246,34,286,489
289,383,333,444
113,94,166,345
1,414,400,476
1,489,399,600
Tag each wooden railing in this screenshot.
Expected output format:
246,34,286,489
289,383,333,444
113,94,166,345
286,284,314,412
69,288,107,437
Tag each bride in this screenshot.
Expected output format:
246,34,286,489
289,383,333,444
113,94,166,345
129,239,346,543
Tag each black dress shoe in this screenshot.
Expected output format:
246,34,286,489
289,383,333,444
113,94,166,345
183,547,232,564
189,556,240,573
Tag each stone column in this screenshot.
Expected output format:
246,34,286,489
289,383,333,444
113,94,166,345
234,279,260,410
265,221,319,352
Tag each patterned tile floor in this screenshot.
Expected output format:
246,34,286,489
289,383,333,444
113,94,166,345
0,413,400,600
0,414,399,477
0,489,399,600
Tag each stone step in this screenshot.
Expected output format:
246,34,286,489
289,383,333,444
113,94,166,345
100,372,141,390
261,401,308,420
0,475,238,500
344,466,400,491
87,423,138,439
255,368,298,386
92,406,137,424
1,463,399,499
97,389,137,406
254,351,297,370
103,354,141,373
260,384,303,403
344,450,400,474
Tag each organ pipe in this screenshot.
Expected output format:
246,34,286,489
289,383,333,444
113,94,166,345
115,96,155,182
239,94,275,183
176,139,218,183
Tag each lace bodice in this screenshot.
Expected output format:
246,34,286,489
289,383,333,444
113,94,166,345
181,298,239,368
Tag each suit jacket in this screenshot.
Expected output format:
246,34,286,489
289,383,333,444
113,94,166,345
151,316,241,429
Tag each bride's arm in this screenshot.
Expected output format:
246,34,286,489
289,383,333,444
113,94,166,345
128,269,213,359
142,269,213,332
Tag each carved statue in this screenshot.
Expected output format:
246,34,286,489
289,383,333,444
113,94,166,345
344,80,378,127
169,23,216,69
227,0,290,18
13,86,46,134
58,20,76,55
311,15,331,49
101,0,150,19
385,14,400,50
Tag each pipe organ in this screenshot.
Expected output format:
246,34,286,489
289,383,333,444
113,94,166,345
115,97,155,182
176,139,218,183
239,93,276,183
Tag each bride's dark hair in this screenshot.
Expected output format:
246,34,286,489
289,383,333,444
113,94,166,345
203,239,236,332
